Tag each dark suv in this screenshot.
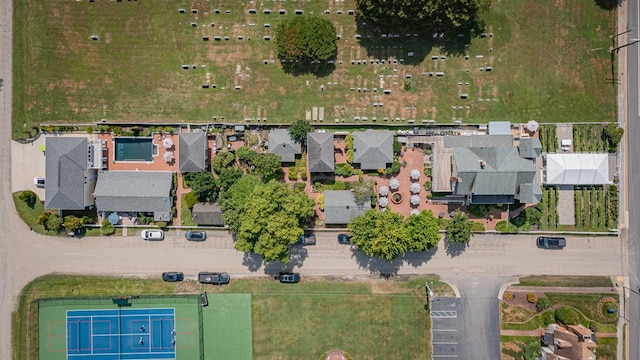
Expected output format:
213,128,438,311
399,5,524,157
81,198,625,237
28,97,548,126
198,272,230,285
536,236,566,249
278,272,301,283
162,272,184,282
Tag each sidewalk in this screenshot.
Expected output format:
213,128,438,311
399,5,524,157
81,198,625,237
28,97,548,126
500,329,617,338
508,286,619,295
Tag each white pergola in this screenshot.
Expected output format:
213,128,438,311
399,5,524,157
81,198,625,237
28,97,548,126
545,153,610,185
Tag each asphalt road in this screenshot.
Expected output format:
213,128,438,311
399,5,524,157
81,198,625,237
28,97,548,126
626,0,640,358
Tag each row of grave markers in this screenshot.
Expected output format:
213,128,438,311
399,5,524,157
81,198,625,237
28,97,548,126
179,8,356,15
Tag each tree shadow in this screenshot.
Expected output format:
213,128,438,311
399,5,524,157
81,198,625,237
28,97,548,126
402,247,438,268
281,60,336,78
253,246,309,276
350,248,403,275
354,19,486,64
444,238,468,257
241,252,263,272
594,0,621,10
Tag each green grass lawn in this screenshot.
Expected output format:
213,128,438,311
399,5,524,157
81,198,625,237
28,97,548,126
15,274,443,360
13,0,616,139
13,192,59,235
517,276,613,288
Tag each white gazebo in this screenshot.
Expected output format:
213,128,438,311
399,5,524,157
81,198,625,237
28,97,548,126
545,154,610,185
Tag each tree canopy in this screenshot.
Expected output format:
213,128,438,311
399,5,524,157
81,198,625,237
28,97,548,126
220,175,262,234
404,210,441,252
276,16,337,62
251,153,284,182
349,210,407,261
356,0,490,33
230,180,315,263
189,171,220,202
289,120,313,142
446,210,474,244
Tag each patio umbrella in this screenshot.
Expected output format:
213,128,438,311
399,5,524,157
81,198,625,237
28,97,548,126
410,169,420,180
410,195,420,206
410,183,421,194
389,178,400,190
163,137,174,148
163,151,174,162
410,209,421,216
526,120,539,132
378,186,389,196
107,212,120,225
378,197,389,208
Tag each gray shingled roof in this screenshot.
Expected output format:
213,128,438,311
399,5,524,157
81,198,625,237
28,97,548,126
192,202,224,226
179,132,207,172
516,183,543,204
268,129,301,163
443,134,513,148
324,190,371,224
307,132,334,172
353,130,394,170
518,138,542,159
45,137,92,210
94,171,173,215
452,147,536,202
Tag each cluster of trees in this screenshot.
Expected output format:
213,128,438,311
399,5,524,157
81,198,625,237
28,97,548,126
355,0,490,33
36,212,93,233
603,123,624,152
348,209,441,261
288,120,313,142
275,16,337,63
220,178,314,263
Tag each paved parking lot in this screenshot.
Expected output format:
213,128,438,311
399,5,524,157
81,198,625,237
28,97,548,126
431,297,465,359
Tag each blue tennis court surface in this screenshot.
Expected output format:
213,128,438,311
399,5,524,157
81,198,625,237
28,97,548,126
66,308,176,360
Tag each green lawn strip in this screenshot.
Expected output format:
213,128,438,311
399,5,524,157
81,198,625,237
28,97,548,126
596,337,618,360
501,316,543,331
12,0,29,139
517,276,612,288
180,193,197,226
13,192,58,235
500,335,538,359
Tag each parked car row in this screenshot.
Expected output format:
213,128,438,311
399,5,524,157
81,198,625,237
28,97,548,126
140,230,208,241
162,271,301,284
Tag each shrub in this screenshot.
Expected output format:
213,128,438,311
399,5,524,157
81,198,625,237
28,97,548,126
295,182,306,193
471,222,485,232
536,297,551,312
47,214,63,232
555,307,580,325
82,215,94,224
102,219,115,236
86,126,94,134
317,194,325,211
346,149,354,164
589,322,599,332
527,293,538,303
184,192,199,210
345,134,353,149
334,181,347,190
157,221,168,229
288,169,298,181
541,311,555,326
503,292,513,300
335,163,354,177
19,190,37,208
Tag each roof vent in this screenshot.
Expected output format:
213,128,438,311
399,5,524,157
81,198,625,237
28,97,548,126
346,205,350,209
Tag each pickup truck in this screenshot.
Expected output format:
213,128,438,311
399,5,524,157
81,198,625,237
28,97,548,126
295,234,316,245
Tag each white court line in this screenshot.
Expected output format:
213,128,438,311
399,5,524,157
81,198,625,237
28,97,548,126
89,317,93,355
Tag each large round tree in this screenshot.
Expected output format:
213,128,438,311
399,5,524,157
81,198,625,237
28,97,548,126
276,15,337,64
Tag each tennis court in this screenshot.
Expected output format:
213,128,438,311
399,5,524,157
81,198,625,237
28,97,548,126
66,308,176,360
40,296,201,360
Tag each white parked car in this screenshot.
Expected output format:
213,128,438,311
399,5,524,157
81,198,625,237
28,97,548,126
141,230,164,241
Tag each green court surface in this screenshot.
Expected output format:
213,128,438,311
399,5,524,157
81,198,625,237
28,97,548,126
38,296,202,360
201,293,253,360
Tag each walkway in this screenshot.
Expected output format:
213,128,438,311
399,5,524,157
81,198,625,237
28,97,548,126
500,329,617,338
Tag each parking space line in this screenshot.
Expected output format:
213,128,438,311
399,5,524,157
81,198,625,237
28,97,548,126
431,310,457,318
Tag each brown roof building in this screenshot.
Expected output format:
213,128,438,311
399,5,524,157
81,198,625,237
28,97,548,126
541,323,596,360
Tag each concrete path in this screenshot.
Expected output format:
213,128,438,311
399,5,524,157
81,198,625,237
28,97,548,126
500,329,617,338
